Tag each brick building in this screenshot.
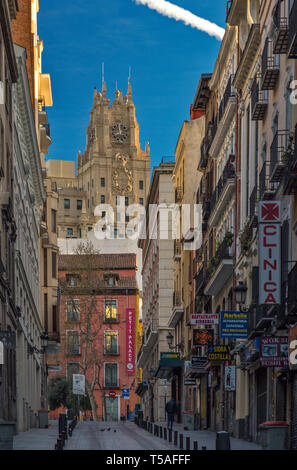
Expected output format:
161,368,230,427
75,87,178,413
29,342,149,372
48,252,139,421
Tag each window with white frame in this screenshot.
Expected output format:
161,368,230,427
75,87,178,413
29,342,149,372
105,299,117,321
104,363,118,387
66,299,80,322
104,331,118,354
66,330,80,355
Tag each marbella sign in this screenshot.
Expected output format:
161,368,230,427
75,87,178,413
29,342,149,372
220,311,248,339
258,201,281,305
190,314,219,325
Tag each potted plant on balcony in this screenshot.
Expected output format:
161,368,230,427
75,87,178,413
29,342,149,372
240,224,253,255
224,231,234,247
281,135,294,164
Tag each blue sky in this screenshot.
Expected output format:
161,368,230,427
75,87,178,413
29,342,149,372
39,0,226,170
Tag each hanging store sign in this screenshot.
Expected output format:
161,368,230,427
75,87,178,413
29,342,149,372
225,366,236,391
260,337,289,367
126,308,136,375
220,311,248,339
208,345,232,362
191,356,208,369
184,378,196,386
191,314,219,325
193,329,214,346
258,201,281,305
73,374,85,395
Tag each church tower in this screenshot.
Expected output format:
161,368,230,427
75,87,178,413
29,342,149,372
47,80,151,239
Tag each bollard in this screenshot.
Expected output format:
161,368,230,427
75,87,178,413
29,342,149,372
186,436,190,450
156,425,159,437
180,433,184,450
69,428,72,437
193,441,198,450
202,446,207,451
169,429,172,443
164,428,167,440
160,426,163,439
216,431,230,450
56,439,63,450
174,430,178,446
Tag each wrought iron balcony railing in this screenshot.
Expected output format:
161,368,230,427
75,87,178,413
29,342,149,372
205,233,234,283
209,156,235,215
251,76,268,121
270,130,293,182
283,124,297,195
288,0,297,58
249,186,258,227
259,162,278,200
273,0,289,54
261,38,280,90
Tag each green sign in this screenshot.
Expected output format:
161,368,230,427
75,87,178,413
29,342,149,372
160,352,180,360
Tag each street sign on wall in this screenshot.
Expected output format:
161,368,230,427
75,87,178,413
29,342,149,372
258,201,281,305
121,389,130,399
220,311,248,339
225,366,236,391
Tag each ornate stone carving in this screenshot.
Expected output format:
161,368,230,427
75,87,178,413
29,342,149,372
112,153,133,194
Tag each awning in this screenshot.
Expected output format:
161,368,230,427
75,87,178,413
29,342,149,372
155,357,183,379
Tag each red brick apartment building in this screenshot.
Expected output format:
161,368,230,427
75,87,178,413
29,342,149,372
48,253,139,421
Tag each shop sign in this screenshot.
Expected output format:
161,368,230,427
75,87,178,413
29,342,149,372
225,365,236,391
258,201,281,305
220,311,248,339
160,352,180,360
126,308,136,375
193,328,214,346
191,355,208,369
184,378,196,386
244,338,260,363
190,314,219,325
260,337,289,367
208,345,231,362
73,374,85,395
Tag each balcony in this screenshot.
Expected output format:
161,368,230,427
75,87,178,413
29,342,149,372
233,24,261,91
288,0,297,58
251,76,268,121
40,124,52,155
199,133,212,170
284,124,297,195
249,186,258,228
168,291,184,328
195,262,207,296
259,162,278,200
270,130,293,182
144,320,158,352
261,38,280,90
226,0,247,25
273,0,289,54
208,156,235,226
209,76,236,159
204,233,234,296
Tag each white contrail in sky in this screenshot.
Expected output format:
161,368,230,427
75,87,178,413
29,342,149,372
132,0,225,41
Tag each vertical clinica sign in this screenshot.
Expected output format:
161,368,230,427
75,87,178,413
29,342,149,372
258,202,281,305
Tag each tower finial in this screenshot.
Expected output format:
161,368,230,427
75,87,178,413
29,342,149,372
102,62,107,98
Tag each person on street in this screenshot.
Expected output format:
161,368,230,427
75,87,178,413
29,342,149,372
166,398,177,430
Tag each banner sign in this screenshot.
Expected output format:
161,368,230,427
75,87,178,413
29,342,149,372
220,311,248,339
126,308,136,375
259,201,281,305
193,329,214,346
208,345,231,362
260,337,289,367
73,374,85,395
191,356,208,369
225,366,236,391
191,314,219,325
121,388,130,399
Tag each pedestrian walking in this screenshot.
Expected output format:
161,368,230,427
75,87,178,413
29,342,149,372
165,397,177,430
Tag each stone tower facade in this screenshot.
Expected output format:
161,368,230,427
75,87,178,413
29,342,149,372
48,81,151,239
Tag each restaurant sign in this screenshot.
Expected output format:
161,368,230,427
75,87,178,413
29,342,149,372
190,314,219,325
260,337,289,367
208,345,231,362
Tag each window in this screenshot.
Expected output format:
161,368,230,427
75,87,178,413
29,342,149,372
67,362,80,381
105,299,117,321
88,199,89,209
67,331,80,355
104,331,118,354
102,211,106,218
66,274,81,286
52,252,57,279
51,209,57,233
0,118,4,175
88,227,93,232
125,197,129,206
139,180,144,190
101,178,105,187
104,363,118,387
139,198,144,206
64,199,70,210
101,195,105,204
67,228,73,237
77,200,83,210
66,300,80,322
125,215,129,222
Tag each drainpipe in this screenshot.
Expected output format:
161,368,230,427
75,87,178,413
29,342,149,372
234,25,241,311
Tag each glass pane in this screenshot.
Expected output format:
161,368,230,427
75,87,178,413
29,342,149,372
105,300,117,319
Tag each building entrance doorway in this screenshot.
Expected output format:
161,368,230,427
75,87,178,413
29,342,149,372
104,397,119,421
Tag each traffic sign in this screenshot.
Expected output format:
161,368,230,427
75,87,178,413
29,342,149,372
121,388,130,399
109,391,116,398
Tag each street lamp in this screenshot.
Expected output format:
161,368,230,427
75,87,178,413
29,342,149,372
29,331,49,355
166,332,184,353
234,282,248,312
